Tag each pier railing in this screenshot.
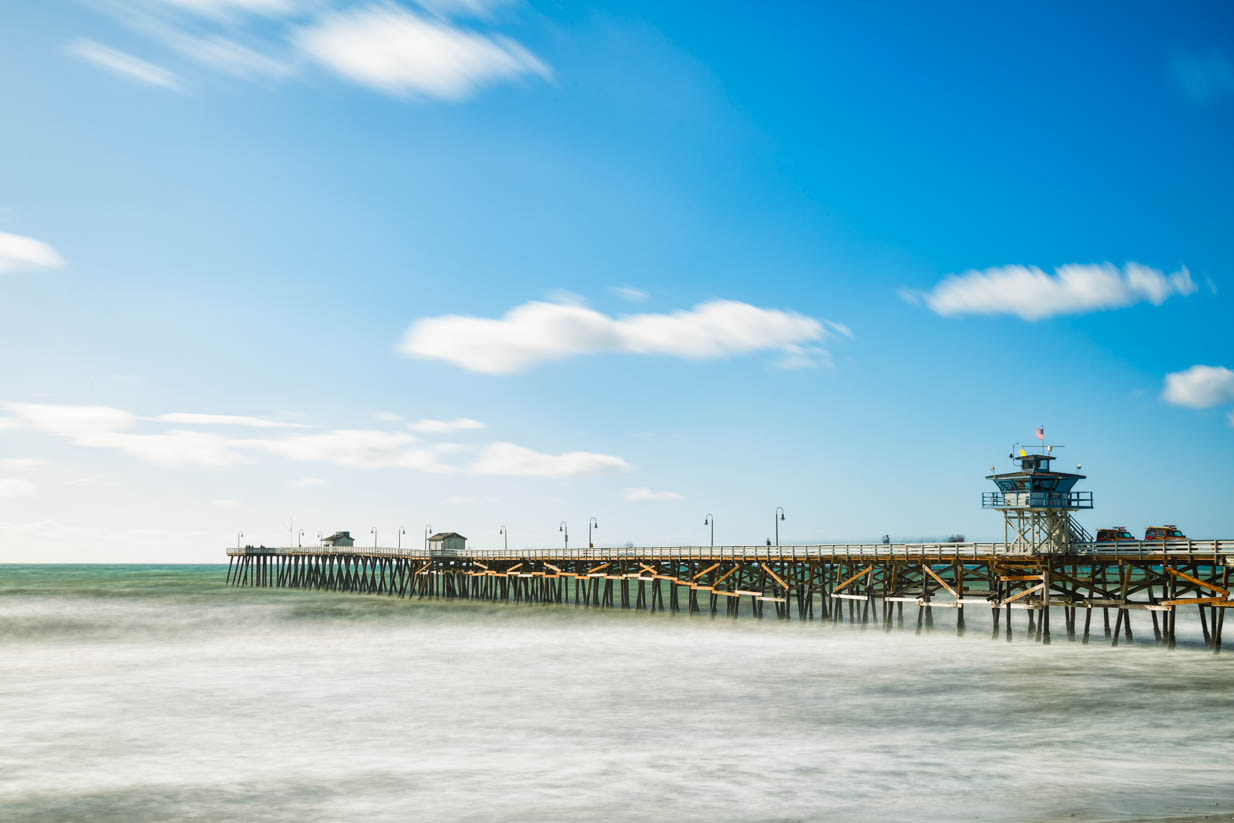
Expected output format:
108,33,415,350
228,538,1234,560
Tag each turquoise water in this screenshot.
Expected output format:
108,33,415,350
3,564,1234,822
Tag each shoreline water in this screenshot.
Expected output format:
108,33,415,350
3,565,1234,821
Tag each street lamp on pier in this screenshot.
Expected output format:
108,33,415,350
499,525,507,552
704,514,714,549
588,517,599,550
559,521,568,550
775,507,785,546
237,531,244,549
371,527,377,550
398,527,406,550
298,529,304,548
424,524,432,552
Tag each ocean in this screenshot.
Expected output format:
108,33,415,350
2,564,1233,822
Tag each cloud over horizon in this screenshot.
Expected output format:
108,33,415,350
399,298,829,374
624,487,682,501
2,401,629,477
909,262,1196,321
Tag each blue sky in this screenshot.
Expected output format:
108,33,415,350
1,0,1232,561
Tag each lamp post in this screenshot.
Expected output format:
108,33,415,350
588,517,599,550
775,507,785,546
237,531,244,549
298,529,304,548
398,527,405,551
704,514,714,549
371,527,377,550
499,525,507,552
559,521,568,550
316,531,322,547
424,524,431,552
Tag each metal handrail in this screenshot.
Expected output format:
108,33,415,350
226,538,1234,559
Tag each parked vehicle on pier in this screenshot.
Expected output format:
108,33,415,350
1096,527,1135,541
1145,525,1186,541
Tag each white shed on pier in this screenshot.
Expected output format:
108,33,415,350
322,531,355,548
428,532,466,555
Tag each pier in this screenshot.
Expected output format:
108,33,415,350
225,539,1234,650
224,445,1234,650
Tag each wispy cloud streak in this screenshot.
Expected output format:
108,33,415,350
68,39,183,90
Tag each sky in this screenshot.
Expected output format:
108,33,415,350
1,0,1232,562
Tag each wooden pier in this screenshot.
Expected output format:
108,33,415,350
225,540,1234,651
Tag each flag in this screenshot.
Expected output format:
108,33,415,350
1035,426,1044,442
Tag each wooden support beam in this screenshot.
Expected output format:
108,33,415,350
760,563,789,590
711,565,741,587
692,562,721,581
832,565,874,594
1001,582,1044,605
1164,567,1229,597
923,565,959,600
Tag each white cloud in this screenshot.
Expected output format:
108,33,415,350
294,3,550,100
414,0,516,18
373,411,404,423
824,320,854,338
0,478,37,499
6,403,136,437
775,344,833,370
293,476,326,487
250,429,454,471
400,299,827,374
170,33,295,80
68,39,183,91
407,417,486,433
1162,365,1234,409
0,231,65,274
155,412,304,428
159,0,302,19
0,458,45,472
4,400,628,478
624,487,682,501
912,262,1197,321
1172,51,1234,102
610,285,649,302
81,430,248,466
471,442,632,478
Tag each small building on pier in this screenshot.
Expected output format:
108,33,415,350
322,531,355,548
984,447,1092,553
428,532,466,556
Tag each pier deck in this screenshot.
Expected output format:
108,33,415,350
225,540,1234,650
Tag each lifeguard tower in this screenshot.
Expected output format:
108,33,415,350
983,444,1093,554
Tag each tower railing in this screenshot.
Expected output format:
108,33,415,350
982,491,1093,509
